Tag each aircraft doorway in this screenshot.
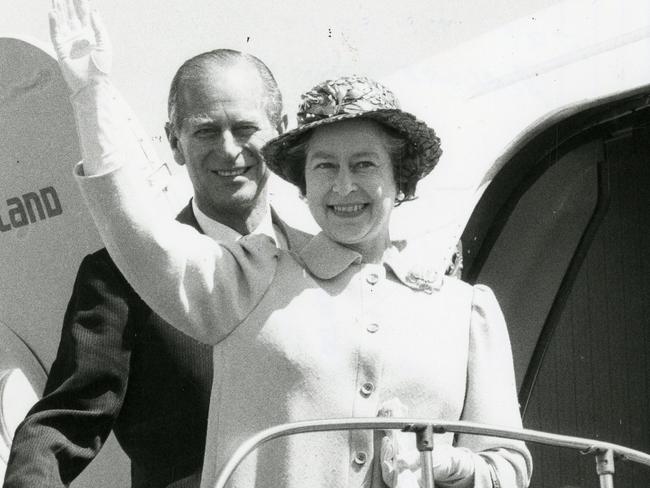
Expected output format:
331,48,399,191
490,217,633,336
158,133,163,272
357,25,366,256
463,92,650,487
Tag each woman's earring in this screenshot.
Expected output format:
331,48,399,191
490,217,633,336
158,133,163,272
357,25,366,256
395,191,405,202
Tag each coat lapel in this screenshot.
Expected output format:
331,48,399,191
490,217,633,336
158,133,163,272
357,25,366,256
175,201,202,233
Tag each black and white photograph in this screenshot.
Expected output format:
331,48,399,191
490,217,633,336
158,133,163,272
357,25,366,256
1,1,649,487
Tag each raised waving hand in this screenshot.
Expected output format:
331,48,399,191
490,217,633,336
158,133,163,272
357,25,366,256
49,0,111,94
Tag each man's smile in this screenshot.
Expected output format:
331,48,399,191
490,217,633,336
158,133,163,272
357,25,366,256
212,166,253,177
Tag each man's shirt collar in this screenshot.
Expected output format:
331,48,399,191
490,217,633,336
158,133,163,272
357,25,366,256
192,199,287,249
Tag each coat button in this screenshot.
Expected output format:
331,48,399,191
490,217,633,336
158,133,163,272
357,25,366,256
360,382,375,396
353,451,368,465
366,272,379,285
366,322,379,333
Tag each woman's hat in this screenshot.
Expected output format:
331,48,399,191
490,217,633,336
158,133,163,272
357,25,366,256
262,75,442,197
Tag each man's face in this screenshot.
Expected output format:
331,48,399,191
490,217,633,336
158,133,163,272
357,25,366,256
168,64,279,221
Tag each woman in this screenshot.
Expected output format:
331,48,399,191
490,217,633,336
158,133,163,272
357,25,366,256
52,2,532,487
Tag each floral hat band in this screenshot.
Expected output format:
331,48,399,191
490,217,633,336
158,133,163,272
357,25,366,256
298,77,401,123
262,75,442,200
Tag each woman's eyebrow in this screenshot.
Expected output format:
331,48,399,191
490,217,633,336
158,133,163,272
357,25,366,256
309,150,336,160
309,150,380,160
351,151,380,159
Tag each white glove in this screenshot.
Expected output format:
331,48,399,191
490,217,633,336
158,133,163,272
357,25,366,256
48,0,129,174
49,0,112,95
378,399,476,487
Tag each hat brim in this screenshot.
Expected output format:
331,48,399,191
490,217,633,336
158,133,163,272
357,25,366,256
262,109,442,190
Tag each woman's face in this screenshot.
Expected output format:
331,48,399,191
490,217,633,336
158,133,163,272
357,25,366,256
304,119,397,256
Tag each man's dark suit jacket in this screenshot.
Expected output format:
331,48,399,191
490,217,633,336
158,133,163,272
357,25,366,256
4,204,213,488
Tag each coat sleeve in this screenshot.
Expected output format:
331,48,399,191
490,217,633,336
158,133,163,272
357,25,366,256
72,81,279,345
455,284,533,488
2,251,137,488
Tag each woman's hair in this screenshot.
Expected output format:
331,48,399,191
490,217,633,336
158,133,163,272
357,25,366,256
282,121,418,205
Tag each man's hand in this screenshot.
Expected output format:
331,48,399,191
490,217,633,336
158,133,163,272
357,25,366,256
49,0,112,95
378,399,475,487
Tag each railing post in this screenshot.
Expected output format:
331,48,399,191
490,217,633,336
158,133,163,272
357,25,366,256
413,424,435,488
595,448,615,488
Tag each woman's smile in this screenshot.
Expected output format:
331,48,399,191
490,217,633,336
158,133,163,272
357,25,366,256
328,202,369,217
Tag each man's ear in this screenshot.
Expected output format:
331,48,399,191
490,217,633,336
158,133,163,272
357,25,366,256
276,113,289,135
165,122,185,166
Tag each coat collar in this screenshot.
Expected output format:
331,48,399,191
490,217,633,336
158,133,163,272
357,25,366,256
298,232,363,280
298,232,443,293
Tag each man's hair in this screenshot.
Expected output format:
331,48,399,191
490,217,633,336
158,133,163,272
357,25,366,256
167,49,283,130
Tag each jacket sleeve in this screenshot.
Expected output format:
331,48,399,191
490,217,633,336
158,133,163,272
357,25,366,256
71,81,278,345
455,284,533,488
2,251,137,488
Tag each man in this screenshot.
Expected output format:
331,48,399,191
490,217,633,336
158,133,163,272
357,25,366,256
3,47,297,487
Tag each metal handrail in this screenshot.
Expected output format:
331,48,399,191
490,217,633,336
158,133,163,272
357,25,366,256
212,417,650,488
